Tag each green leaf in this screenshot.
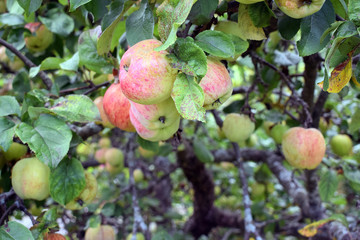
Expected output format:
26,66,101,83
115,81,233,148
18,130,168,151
0,221,35,240
343,165,360,193
0,96,21,117
277,15,301,40
43,207,59,226
156,0,195,43
193,138,214,163
171,37,207,78
297,0,335,56
97,0,127,55
195,30,235,58
230,34,249,57
328,214,348,227
0,117,16,152
155,24,178,51
125,1,154,46
0,13,25,26
50,157,86,205
51,95,101,123
15,114,72,169
17,0,42,16
69,0,91,12
319,170,338,202
79,26,113,74
60,52,80,71
171,73,206,122
349,108,360,134
330,0,348,19
248,1,273,28
188,0,218,25
39,8,75,37
348,0,360,26
137,135,160,152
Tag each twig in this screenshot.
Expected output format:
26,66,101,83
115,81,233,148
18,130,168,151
0,38,53,90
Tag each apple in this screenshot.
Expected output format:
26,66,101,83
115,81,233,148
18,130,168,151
102,83,135,132
65,171,98,210
262,121,274,136
199,57,233,110
250,182,266,199
84,225,116,240
11,157,50,200
94,148,107,163
24,22,54,52
126,233,145,240
274,0,326,19
76,143,94,156
319,117,329,134
222,113,255,142
94,96,115,129
133,168,144,183
8,57,25,71
129,97,180,142
98,137,111,148
236,0,264,4
282,127,326,169
104,148,124,175
3,142,28,162
43,233,66,240
138,146,157,159
219,161,235,170
270,124,289,144
119,39,178,105
330,134,353,157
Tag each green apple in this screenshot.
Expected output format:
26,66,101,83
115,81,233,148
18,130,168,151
104,148,124,174
330,134,353,157
219,162,235,170
282,127,325,169
102,84,135,131
236,0,264,4
275,0,326,19
126,233,145,240
85,225,116,240
24,22,54,52
120,39,178,105
262,121,274,136
65,172,98,210
270,124,289,144
3,142,28,162
129,97,180,142
76,143,94,156
250,182,266,199
133,168,144,183
319,117,329,134
98,137,111,148
11,157,50,200
222,113,255,142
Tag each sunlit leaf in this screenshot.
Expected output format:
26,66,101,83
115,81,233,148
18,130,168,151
298,219,333,237
237,4,266,41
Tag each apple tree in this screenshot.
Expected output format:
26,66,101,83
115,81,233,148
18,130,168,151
0,0,360,239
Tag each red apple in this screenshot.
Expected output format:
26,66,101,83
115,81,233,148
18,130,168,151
94,96,114,129
103,83,135,132
119,39,178,105
282,127,326,169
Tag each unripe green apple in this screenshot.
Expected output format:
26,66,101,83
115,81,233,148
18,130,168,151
85,225,116,240
98,137,111,148
222,113,255,142
236,0,264,4
76,143,94,156
94,96,115,129
262,121,274,136
129,97,180,142
119,39,178,105
282,127,326,169
3,142,28,162
275,0,325,19
199,57,233,110
133,168,144,183
219,162,235,170
102,83,135,132
24,22,53,52
8,57,25,71
11,157,50,200
126,233,145,240
330,134,353,157
65,172,98,210
250,182,266,198
270,124,289,144
104,148,124,174
319,117,328,134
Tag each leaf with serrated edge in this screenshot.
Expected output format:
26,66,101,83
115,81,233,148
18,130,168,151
0,96,21,117
319,170,338,202
50,158,86,205
15,114,72,169
195,30,235,58
0,117,16,151
171,73,206,122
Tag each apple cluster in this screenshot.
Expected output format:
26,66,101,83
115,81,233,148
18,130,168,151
101,39,233,142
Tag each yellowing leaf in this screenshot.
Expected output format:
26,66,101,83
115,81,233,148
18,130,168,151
318,57,352,93
237,4,266,41
298,219,333,237
352,75,360,87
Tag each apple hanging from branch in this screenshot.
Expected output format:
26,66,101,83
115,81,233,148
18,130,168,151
274,0,326,19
